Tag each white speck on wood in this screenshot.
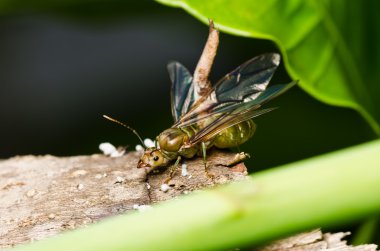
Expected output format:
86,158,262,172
181,164,188,177
132,204,152,212
26,189,36,198
135,144,144,152
143,138,155,148
48,213,56,220
99,142,117,155
160,184,170,192
115,176,125,184
71,170,87,177
99,142,125,157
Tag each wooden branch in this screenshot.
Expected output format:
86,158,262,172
193,19,219,98
0,152,377,250
0,150,247,249
257,229,378,251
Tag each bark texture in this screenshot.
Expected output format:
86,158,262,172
257,229,377,251
0,150,247,249
193,19,219,98
0,152,377,250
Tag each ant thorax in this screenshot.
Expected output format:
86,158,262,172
157,128,189,152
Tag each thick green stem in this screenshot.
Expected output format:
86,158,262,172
352,218,379,245
13,140,380,251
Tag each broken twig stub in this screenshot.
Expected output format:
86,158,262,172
193,19,219,98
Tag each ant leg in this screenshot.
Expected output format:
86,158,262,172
164,156,181,184
201,142,214,179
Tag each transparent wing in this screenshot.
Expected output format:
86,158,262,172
168,61,195,122
174,53,281,127
188,106,277,146
185,80,297,145
214,53,281,102
177,81,297,128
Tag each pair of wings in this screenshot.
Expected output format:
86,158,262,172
168,53,297,146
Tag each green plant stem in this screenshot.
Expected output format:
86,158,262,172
13,140,380,251
352,217,379,245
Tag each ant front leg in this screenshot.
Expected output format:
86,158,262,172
201,142,214,179
164,156,181,184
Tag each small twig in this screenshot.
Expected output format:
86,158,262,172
193,19,219,98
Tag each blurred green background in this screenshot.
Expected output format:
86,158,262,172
0,0,376,171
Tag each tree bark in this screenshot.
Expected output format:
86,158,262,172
256,229,377,251
0,152,377,250
0,150,247,249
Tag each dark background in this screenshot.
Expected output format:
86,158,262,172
0,1,375,171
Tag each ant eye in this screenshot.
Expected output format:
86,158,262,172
153,156,159,161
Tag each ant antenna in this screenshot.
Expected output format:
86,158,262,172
103,115,146,149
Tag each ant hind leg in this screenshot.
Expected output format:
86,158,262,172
201,142,214,179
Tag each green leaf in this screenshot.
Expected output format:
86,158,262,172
11,139,380,251
156,0,380,136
